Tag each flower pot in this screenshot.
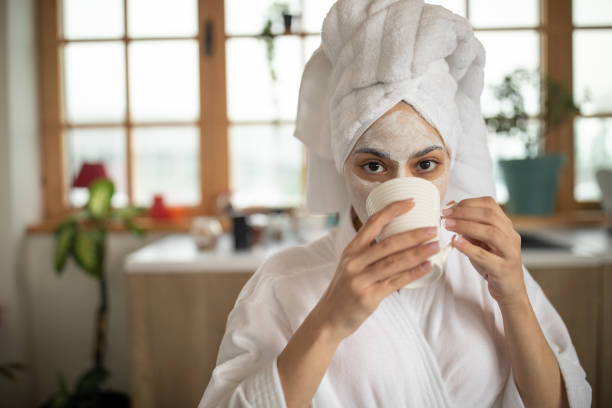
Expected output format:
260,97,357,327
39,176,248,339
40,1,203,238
499,154,565,215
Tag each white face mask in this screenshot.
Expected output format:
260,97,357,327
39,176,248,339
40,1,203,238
342,102,451,226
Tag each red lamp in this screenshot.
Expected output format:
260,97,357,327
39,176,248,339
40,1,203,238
73,162,109,188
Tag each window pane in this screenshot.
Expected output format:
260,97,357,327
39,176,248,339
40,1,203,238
476,31,540,117
488,121,541,203
427,0,466,17
64,42,126,124
574,30,612,115
66,128,127,207
573,0,612,26
230,125,304,208
302,0,336,32
304,35,321,61
128,40,200,122
225,0,300,35
62,0,124,39
227,37,302,121
574,118,612,202
469,0,539,27
132,127,200,206
127,0,198,38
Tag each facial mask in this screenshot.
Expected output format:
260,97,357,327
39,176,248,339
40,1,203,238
343,103,451,226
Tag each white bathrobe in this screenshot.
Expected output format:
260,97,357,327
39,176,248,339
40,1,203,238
198,205,591,407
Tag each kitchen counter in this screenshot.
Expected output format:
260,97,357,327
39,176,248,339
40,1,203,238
124,227,612,273
124,226,612,408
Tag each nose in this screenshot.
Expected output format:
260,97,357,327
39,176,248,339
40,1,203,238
392,163,413,178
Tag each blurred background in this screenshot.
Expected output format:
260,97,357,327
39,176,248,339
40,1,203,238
0,0,611,407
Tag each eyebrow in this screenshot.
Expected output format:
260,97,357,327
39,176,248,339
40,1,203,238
354,145,444,160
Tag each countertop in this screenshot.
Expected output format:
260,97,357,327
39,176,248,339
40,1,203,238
125,226,612,273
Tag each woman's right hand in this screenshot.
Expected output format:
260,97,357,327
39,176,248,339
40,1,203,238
312,199,440,341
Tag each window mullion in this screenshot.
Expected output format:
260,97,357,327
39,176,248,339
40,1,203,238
542,0,575,211
199,0,229,214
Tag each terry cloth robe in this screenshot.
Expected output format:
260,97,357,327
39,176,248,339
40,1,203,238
198,205,592,408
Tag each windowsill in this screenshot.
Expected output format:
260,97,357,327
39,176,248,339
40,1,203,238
508,209,609,230
26,216,205,234
26,210,609,234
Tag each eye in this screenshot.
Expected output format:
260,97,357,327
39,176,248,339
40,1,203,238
417,160,438,172
361,161,385,174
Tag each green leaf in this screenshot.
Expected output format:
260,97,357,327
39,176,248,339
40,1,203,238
75,366,109,396
87,179,114,219
73,228,104,277
113,206,146,221
54,221,77,275
123,219,144,236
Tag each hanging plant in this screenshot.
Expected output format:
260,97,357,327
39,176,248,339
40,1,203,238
257,2,291,83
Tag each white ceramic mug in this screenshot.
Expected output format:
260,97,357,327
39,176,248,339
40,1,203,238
365,177,453,289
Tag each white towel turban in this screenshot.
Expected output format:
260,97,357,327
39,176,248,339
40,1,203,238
294,0,497,214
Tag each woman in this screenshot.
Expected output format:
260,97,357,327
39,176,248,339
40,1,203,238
199,1,590,407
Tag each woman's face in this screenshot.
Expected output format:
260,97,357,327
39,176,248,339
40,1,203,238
342,102,451,225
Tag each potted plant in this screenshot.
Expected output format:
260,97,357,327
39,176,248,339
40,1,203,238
485,68,581,214
41,179,145,408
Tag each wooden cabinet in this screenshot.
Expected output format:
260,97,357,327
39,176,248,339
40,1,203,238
128,272,253,408
128,266,611,408
602,266,612,407
530,266,610,408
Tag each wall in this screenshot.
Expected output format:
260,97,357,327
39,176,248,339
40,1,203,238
22,232,166,406
0,1,169,406
0,0,40,405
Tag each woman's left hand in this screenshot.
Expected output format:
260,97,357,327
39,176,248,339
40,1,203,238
442,196,527,306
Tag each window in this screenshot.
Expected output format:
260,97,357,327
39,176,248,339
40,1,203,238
224,0,336,208
430,0,542,203
572,1,612,202
61,0,201,210
39,0,606,222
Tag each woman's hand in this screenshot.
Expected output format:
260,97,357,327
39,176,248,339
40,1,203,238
312,199,440,341
442,196,527,306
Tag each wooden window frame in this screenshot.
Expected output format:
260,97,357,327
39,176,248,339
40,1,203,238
38,0,229,222
37,0,606,226
543,0,612,211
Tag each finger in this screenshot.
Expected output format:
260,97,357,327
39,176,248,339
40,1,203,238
344,199,415,255
445,218,512,257
452,234,504,272
357,241,440,284
452,196,498,209
443,204,513,229
352,226,438,268
452,196,509,219
376,260,433,297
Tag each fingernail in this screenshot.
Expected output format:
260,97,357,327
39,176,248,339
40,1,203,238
442,208,453,216
425,227,437,236
426,241,439,250
454,234,463,243
444,200,457,207
444,218,456,227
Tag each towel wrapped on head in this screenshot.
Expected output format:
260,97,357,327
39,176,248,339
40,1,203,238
294,0,496,214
